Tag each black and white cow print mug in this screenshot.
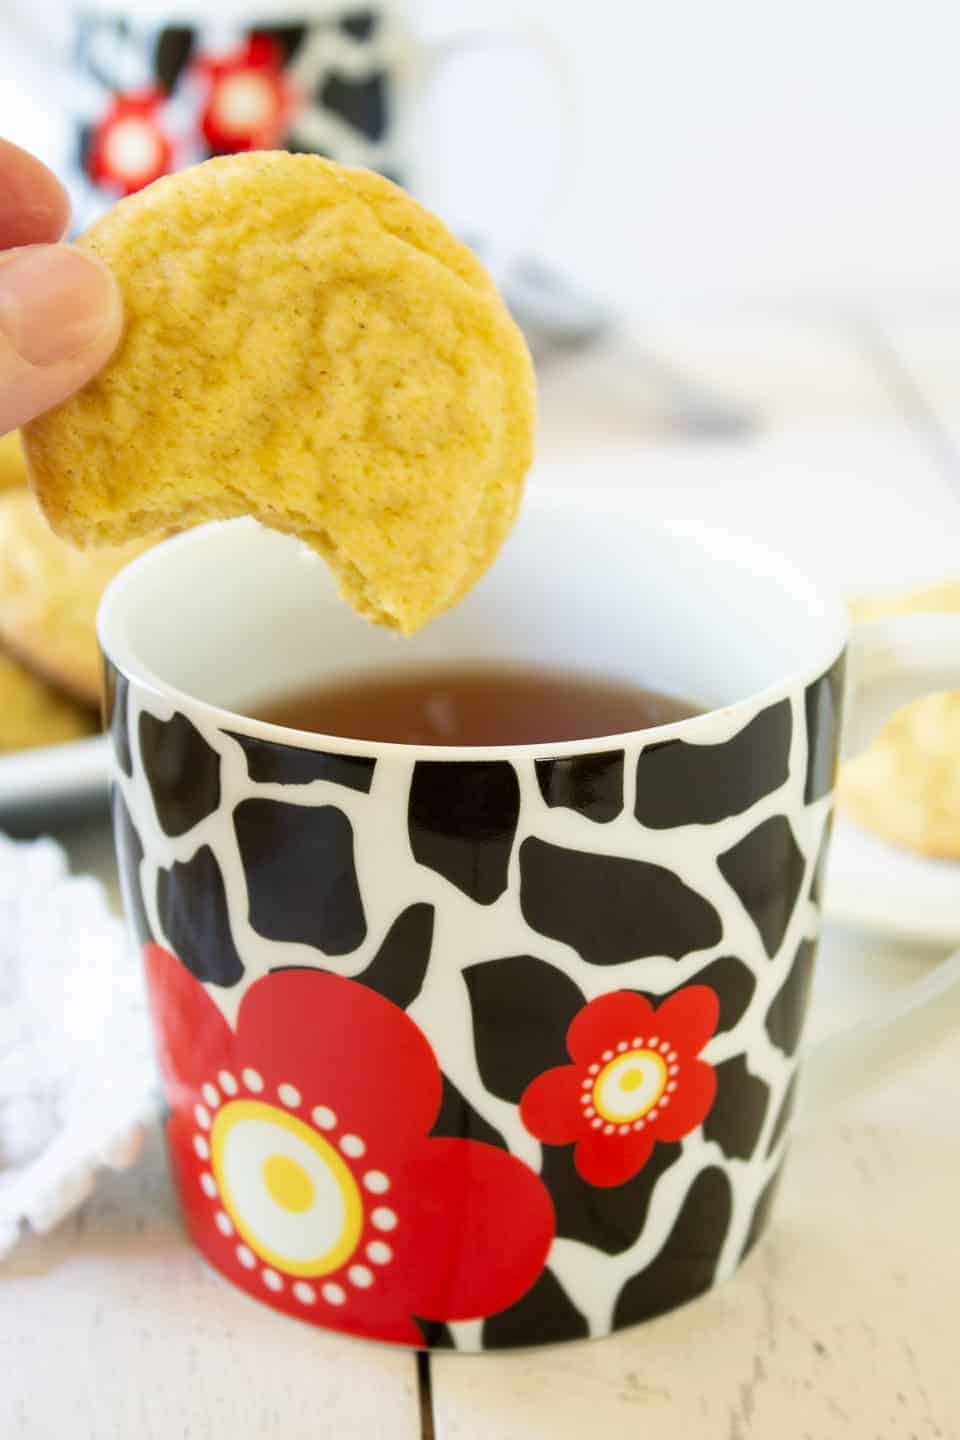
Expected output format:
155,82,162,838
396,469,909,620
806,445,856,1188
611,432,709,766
98,491,959,1351
6,0,566,238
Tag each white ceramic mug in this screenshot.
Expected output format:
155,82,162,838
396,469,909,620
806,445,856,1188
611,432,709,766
98,490,960,1351
4,0,571,265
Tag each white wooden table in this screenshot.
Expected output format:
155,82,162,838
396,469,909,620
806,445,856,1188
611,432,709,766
3,309,959,1439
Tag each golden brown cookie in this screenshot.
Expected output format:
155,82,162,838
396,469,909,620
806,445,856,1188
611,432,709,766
849,579,960,625
0,649,96,752
0,490,150,706
22,153,536,634
0,431,26,491
837,692,960,859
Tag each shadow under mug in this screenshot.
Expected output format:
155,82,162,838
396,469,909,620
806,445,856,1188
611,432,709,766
100,490,861,1351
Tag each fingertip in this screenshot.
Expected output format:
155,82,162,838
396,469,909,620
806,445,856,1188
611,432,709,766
0,246,124,433
70,246,125,357
0,140,72,249
0,244,123,368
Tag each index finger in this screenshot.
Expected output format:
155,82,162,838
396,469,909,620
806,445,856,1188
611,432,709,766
0,140,71,250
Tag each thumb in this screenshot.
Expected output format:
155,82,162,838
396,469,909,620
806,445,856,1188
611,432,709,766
0,245,122,434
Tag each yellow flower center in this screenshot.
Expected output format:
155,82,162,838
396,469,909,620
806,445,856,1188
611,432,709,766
263,1153,315,1214
211,1100,363,1277
593,1049,667,1123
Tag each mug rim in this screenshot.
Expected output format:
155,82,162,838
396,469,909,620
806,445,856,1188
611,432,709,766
97,488,849,761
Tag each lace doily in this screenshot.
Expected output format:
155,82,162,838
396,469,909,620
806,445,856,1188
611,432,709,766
0,833,158,1256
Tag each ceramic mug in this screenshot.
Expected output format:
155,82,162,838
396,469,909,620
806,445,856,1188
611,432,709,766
97,490,958,1351
5,0,569,249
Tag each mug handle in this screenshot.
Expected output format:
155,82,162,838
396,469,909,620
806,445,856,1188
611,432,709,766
798,612,960,1122
420,22,578,289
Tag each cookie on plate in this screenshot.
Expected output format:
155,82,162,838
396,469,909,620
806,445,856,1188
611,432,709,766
837,692,960,859
0,650,96,752
850,579,960,624
0,432,26,491
0,491,150,706
22,153,536,635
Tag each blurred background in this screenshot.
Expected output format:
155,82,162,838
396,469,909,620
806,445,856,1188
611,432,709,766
2,0,960,306
1,11,959,1423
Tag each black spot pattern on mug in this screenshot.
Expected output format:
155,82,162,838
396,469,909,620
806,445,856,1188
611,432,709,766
157,845,244,987
637,954,756,1037
702,1055,769,1161
718,816,805,958
765,941,817,1057
805,652,846,803
520,838,722,965
104,663,132,777
541,1140,682,1256
235,800,366,956
112,787,152,947
114,646,827,1349
635,700,792,828
463,955,584,1105
76,123,94,184
430,1075,507,1152
353,904,434,1011
742,1171,782,1258
766,1075,798,1157
226,732,375,792
409,762,520,905
536,751,624,824
321,72,388,141
483,1268,589,1349
613,1168,733,1330
265,24,309,64
140,711,221,838
340,9,378,40
411,1318,455,1349
154,26,195,92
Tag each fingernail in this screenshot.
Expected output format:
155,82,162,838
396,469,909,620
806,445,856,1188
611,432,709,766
0,246,116,367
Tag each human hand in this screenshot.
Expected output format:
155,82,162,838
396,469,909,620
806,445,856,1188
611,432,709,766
0,139,122,435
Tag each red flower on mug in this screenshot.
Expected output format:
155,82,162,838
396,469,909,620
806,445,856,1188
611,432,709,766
144,945,555,1346
194,35,295,153
87,88,173,196
520,988,719,1187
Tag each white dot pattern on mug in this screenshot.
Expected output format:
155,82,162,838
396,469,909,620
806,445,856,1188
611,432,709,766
119,631,834,1348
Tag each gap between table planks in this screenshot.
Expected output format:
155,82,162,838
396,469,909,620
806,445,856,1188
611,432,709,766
0,1127,423,1439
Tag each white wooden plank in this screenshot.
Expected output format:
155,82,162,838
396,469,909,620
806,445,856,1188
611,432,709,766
536,312,898,461
535,309,958,589
431,928,960,1439
531,423,959,591
0,1130,421,1440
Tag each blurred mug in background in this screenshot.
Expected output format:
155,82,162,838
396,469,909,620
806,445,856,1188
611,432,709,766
2,0,571,266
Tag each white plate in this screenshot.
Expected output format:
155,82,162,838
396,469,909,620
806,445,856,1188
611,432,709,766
823,615,960,946
824,813,960,946
0,735,111,826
